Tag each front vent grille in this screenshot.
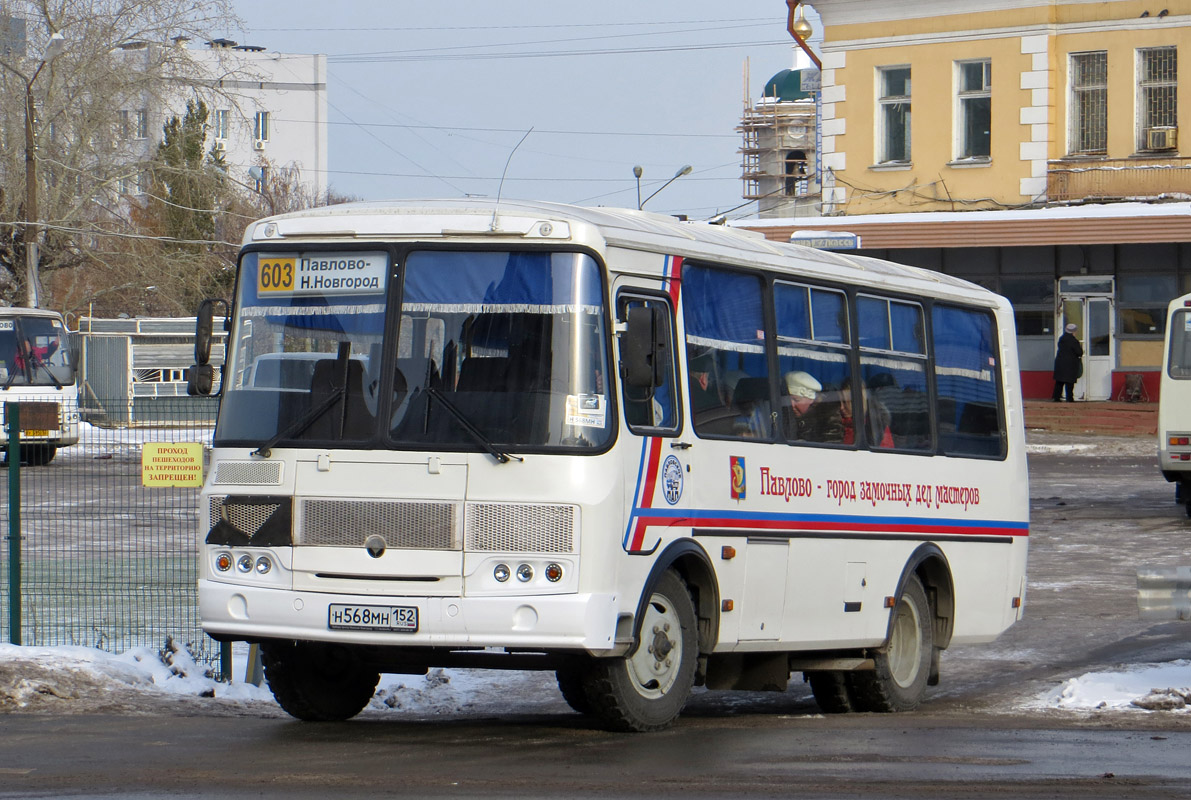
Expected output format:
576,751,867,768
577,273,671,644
299,499,460,550
213,461,283,485
208,496,289,537
465,503,577,553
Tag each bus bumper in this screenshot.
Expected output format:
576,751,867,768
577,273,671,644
199,579,621,654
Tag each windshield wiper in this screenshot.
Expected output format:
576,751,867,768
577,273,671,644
27,351,63,390
426,386,521,464
252,344,351,458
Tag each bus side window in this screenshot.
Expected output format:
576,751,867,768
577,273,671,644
618,294,679,434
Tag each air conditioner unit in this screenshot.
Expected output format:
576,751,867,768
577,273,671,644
1146,126,1178,150
253,139,266,151
213,140,226,152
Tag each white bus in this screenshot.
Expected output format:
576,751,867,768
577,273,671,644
191,200,1029,731
1159,292,1191,517
0,307,79,465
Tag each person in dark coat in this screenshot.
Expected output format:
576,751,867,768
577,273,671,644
1052,323,1083,402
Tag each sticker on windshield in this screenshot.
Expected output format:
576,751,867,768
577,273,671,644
566,394,606,428
257,253,388,297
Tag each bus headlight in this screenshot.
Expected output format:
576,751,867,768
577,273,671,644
255,556,272,575
236,554,253,573
516,564,534,582
493,563,510,582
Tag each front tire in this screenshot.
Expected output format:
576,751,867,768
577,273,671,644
848,575,933,712
583,570,697,732
261,641,379,721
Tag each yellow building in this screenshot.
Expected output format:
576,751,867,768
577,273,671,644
741,1,1190,401
814,0,1188,213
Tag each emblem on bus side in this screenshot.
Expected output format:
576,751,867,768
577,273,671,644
730,456,746,500
661,455,683,505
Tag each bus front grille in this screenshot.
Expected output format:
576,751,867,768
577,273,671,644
213,461,283,485
299,499,460,550
465,503,577,553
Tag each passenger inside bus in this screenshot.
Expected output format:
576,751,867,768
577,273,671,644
782,370,845,443
688,352,724,416
840,375,894,448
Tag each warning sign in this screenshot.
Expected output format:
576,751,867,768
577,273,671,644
142,442,205,488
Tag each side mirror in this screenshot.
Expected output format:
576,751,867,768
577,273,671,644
194,298,228,366
187,363,215,396
622,305,667,389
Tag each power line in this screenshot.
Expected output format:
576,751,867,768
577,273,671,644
331,39,788,64
270,116,738,139
250,18,774,33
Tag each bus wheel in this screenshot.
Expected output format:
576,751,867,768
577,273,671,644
584,570,697,732
807,671,853,713
555,663,592,715
848,575,933,712
261,641,379,721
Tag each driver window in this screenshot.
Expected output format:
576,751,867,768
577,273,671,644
617,293,679,434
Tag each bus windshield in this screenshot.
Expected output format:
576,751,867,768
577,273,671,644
216,249,612,452
0,315,72,388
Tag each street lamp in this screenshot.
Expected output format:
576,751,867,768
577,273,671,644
632,165,643,210
639,164,693,210
5,31,68,308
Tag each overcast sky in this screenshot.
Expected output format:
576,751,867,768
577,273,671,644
226,1,822,221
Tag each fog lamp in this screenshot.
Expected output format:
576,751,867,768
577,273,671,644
236,554,253,573
255,556,272,575
215,552,233,572
516,564,534,582
493,563,510,583
544,563,563,582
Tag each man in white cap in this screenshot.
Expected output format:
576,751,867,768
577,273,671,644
783,370,844,441
1052,322,1083,402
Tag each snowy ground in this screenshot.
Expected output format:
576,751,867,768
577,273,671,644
2,430,1187,719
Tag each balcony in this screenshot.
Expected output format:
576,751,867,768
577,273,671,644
1048,156,1191,203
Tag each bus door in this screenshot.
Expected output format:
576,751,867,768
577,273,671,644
614,283,689,556
1057,277,1114,401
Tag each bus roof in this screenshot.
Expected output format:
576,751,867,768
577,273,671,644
243,199,1004,307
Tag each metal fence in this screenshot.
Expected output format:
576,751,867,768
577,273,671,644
1,398,219,668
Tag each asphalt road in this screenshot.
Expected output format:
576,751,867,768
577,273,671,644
2,433,1190,798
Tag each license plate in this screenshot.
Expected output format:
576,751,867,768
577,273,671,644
24,429,51,437
328,604,418,633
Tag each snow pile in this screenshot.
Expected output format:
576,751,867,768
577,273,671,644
1036,660,1191,713
5,641,1191,717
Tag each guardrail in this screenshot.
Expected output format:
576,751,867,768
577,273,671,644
1137,566,1191,620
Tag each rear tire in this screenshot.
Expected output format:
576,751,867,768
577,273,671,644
555,664,592,715
807,671,853,713
848,575,933,712
583,570,697,732
261,641,379,721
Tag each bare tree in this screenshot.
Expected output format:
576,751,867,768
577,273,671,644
0,0,241,310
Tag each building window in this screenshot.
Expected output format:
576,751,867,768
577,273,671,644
1137,46,1177,151
120,109,149,140
1119,274,1177,336
213,109,230,140
877,66,911,163
956,60,991,159
1069,51,1107,155
253,110,270,141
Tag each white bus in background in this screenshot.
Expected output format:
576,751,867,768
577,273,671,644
1159,292,1191,517
190,200,1029,732
0,307,79,465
